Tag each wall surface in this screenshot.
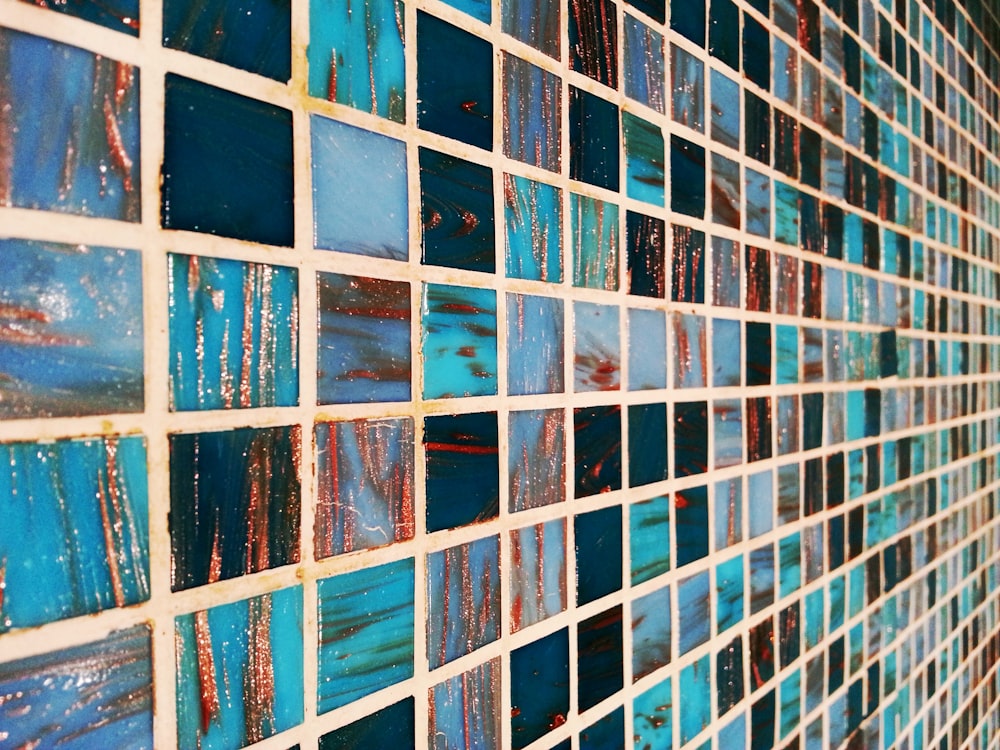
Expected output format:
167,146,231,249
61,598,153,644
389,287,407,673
1,0,1000,747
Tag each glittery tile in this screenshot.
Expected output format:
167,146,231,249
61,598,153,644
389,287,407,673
317,558,414,712
632,584,671,680
318,273,410,404
671,43,705,132
0,29,140,219
575,506,622,604
628,308,667,390
0,625,152,747
162,75,293,246
672,312,707,389
311,116,408,259
169,426,301,592
711,69,740,149
417,11,493,150
169,253,298,411
504,174,562,281
714,478,742,550
0,239,144,418
573,301,620,391
711,152,742,228
716,635,745,716
571,193,620,290
510,628,569,748
175,587,303,749
569,86,620,191
424,411,499,532
577,605,623,711
623,15,665,112
419,148,496,273
626,210,667,297
0,436,149,631
430,659,502,749
630,494,670,584
319,698,414,747
569,0,618,88
749,544,775,614
573,404,622,497
671,134,706,217
314,417,415,558
427,535,500,668
508,408,565,511
163,0,290,80
501,0,560,58
503,54,562,173
510,519,567,631
712,236,741,307
421,283,498,399
307,0,404,120
507,293,565,396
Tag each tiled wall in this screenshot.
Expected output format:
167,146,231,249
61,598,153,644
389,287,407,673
2,0,1000,746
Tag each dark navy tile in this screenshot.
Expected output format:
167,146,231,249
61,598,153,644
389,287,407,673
575,506,623,604
569,0,618,87
569,87,620,191
417,11,493,150
424,412,499,532
511,628,569,748
574,405,623,497
162,75,293,246
578,605,624,711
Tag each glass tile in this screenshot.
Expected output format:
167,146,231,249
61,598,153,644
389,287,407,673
511,519,567,631
503,55,562,173
430,659,502,749
507,293,565,395
421,284,498,399
425,411,499,531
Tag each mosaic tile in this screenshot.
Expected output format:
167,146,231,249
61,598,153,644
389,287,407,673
678,570,711,653
163,0,290,80
672,312,707,388
575,506,622,604
317,558,414,712
314,417,414,558
508,408,565,511
629,494,670,585
634,677,672,750
420,148,496,273
628,308,667,390
0,239,144,418
319,698,414,747
633,584,671,680
169,426,301,592
510,627,569,748
671,134,706,217
507,293,564,395
573,404,622,497
425,411,499,531
675,484,708,566
169,253,297,411
680,655,711,744
0,625,152,747
573,301,620,391
623,112,665,206
501,0,559,57
578,605,623,710
511,519,566,631
175,587,303,749
571,193,620,290
674,400,709,476
569,0,618,87
430,659,502,749
504,174,562,281
162,75,293,246
569,86,620,191
623,15,665,111
417,12,493,150
311,116,408,259
626,211,666,297
502,54,561,174
0,29,140,218
307,0,404,120
422,283,498,398
318,273,410,404
0,436,148,631
427,535,500,668
580,707,624,749
671,43,705,132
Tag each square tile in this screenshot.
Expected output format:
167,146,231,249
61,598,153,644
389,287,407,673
425,411,499,531
421,283,498,398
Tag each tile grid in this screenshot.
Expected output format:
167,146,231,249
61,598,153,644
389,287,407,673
1,0,1000,747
